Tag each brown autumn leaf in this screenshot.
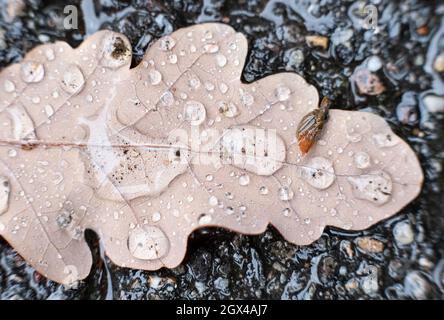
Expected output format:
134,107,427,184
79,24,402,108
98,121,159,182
0,23,423,284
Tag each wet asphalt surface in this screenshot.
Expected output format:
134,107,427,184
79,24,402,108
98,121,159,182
0,0,443,300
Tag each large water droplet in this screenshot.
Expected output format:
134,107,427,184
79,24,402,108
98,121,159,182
0,176,10,215
299,157,335,190
354,152,371,169
184,100,206,126
8,104,36,141
128,226,169,260
347,170,392,206
238,174,250,186
60,64,85,95
372,133,399,148
278,186,294,201
4,80,15,93
21,61,45,83
216,54,227,67
275,86,291,101
148,69,162,85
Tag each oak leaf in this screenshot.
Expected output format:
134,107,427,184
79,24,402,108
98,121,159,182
0,23,423,284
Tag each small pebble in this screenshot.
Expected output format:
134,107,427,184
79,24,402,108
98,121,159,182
285,49,304,70
423,94,444,113
305,35,329,50
356,237,384,254
404,271,430,299
330,28,354,46
5,0,25,23
340,240,354,258
396,91,418,125
367,55,383,72
0,29,6,51
360,265,379,296
418,257,434,270
352,67,386,96
388,259,404,280
345,278,359,293
361,273,379,295
393,221,414,246
433,54,444,73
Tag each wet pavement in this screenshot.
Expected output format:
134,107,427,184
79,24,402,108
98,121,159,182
0,0,443,299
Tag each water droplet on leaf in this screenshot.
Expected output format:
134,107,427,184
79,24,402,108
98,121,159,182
372,133,399,148
44,104,54,117
354,152,371,169
216,54,227,67
60,64,85,95
128,226,169,260
259,186,269,195
184,100,206,126
4,80,15,93
278,186,294,201
238,174,250,186
208,196,218,206
275,86,291,101
159,36,176,51
148,69,162,85
8,104,36,141
299,157,335,190
347,171,392,206
198,214,212,225
21,61,45,83
152,212,161,222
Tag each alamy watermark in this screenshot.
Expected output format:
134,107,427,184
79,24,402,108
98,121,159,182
166,127,281,172
362,4,378,30
61,3,378,31
63,5,78,30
